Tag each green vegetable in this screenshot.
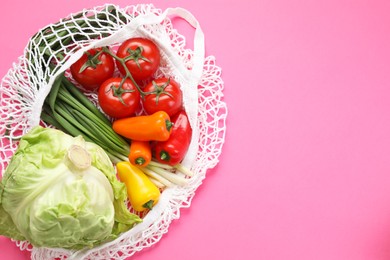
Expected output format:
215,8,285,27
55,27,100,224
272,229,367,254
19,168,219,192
0,126,141,249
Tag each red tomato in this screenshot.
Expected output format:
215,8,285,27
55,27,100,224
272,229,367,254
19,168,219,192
70,48,115,91
98,78,141,118
143,78,183,117
116,38,160,81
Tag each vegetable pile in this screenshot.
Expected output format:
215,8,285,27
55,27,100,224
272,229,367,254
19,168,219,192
0,35,195,249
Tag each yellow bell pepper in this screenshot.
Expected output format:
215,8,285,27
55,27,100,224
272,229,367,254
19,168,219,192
116,161,160,212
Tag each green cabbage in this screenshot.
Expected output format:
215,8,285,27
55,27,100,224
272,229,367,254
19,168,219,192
0,126,141,249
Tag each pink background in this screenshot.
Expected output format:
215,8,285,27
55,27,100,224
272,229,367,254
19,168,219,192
1,0,390,259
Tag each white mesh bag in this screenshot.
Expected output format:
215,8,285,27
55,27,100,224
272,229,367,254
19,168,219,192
0,4,227,259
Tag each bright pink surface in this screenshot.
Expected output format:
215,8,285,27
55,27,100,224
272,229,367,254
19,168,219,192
1,0,390,259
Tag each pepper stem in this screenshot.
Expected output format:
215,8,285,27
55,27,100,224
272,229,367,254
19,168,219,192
160,150,170,161
135,157,146,165
143,200,154,210
166,120,173,131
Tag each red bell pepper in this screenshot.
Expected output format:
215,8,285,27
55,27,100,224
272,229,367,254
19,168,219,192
153,110,192,166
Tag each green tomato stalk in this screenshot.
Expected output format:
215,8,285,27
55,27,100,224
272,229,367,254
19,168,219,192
101,46,148,97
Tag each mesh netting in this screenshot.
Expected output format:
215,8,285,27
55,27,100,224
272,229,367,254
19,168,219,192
0,4,227,259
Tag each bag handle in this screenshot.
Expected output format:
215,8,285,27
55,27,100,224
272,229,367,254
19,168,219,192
164,7,205,83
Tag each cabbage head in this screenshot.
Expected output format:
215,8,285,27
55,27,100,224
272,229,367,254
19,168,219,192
0,126,141,249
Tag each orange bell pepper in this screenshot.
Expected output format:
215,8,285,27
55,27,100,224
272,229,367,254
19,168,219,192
112,111,172,141
129,140,152,167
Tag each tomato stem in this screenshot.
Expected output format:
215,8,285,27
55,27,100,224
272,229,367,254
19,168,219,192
102,46,147,97
147,78,174,105
124,46,151,69
78,49,104,74
107,81,135,106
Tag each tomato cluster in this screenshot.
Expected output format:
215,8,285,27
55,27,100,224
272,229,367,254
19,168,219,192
69,37,192,167
70,37,183,119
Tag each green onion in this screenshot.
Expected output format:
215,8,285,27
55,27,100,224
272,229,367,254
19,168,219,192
41,73,130,162
61,75,110,124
